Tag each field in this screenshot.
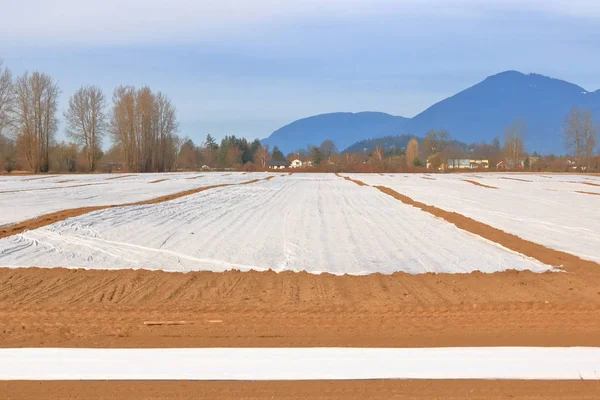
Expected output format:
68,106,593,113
1,172,600,398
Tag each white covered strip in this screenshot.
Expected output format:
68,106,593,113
1,348,599,381
0,174,552,274
348,173,600,263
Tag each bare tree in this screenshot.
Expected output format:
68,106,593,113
423,129,450,155
110,85,179,172
504,119,526,169
563,106,597,169
253,144,269,168
154,92,179,171
12,71,60,172
319,139,337,163
64,86,107,171
0,59,13,132
406,138,419,166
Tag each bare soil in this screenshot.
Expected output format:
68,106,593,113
149,179,169,183
21,175,58,181
462,179,498,189
500,177,532,182
1,266,600,348
105,174,136,180
576,191,600,196
3,380,600,400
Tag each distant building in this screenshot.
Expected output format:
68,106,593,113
496,160,524,170
290,159,303,168
447,159,489,170
269,160,290,169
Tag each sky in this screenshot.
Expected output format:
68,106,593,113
1,0,599,144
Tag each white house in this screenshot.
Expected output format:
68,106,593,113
290,159,303,168
268,160,290,169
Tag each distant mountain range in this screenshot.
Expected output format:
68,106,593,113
261,112,408,154
261,71,600,154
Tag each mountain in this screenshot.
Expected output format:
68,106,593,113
261,72,599,155
261,112,408,154
402,71,600,154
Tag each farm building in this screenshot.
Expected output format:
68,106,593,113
447,159,489,169
269,160,290,169
496,160,524,170
290,159,303,168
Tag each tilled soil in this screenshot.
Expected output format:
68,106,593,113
1,267,600,348
3,380,600,400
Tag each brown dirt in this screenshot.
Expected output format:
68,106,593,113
374,185,598,273
3,380,600,400
22,175,58,181
0,182,108,194
2,267,600,348
576,191,600,196
462,179,498,189
422,177,436,180
56,179,75,183
582,181,600,187
341,175,369,186
105,174,136,180
149,179,168,183
0,178,272,239
185,174,204,180
500,177,532,182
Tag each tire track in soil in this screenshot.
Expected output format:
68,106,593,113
2,267,600,348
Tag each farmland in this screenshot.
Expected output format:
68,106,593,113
1,172,600,394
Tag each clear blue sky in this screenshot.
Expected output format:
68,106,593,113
1,0,599,144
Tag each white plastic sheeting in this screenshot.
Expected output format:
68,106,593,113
1,347,599,380
0,172,274,227
347,173,600,263
0,174,552,274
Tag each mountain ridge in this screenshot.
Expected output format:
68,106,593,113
261,71,600,154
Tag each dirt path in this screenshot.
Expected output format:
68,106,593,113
1,267,600,348
0,178,271,239
3,380,600,400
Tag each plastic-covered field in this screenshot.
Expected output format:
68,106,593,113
0,174,551,275
346,173,600,263
0,172,274,227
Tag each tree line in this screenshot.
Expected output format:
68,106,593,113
0,58,598,173
0,59,180,173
